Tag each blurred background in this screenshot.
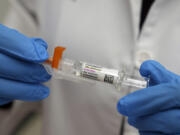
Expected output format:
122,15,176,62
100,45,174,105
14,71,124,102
0,1,42,135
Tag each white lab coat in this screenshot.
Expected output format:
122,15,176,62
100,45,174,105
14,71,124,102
3,0,180,135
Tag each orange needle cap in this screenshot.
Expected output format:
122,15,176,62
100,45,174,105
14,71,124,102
52,46,66,69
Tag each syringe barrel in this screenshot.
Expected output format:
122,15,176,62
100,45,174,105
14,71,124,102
114,73,148,90
49,59,149,89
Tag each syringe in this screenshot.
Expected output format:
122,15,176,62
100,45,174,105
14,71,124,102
44,47,149,90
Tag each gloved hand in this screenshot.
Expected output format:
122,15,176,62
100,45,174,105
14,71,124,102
0,24,51,105
117,60,180,135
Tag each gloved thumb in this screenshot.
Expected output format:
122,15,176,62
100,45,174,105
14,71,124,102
139,60,177,85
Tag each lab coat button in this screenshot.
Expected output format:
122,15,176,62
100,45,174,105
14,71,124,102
135,50,153,68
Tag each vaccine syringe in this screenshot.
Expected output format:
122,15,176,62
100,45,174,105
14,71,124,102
44,47,149,90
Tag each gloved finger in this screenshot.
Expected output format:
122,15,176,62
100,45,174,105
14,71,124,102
0,24,48,62
128,109,180,134
117,82,180,117
0,78,50,101
0,53,51,83
139,60,178,85
139,131,166,135
0,98,12,106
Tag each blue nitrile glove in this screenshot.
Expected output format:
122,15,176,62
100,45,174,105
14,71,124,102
0,24,51,105
117,60,180,135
